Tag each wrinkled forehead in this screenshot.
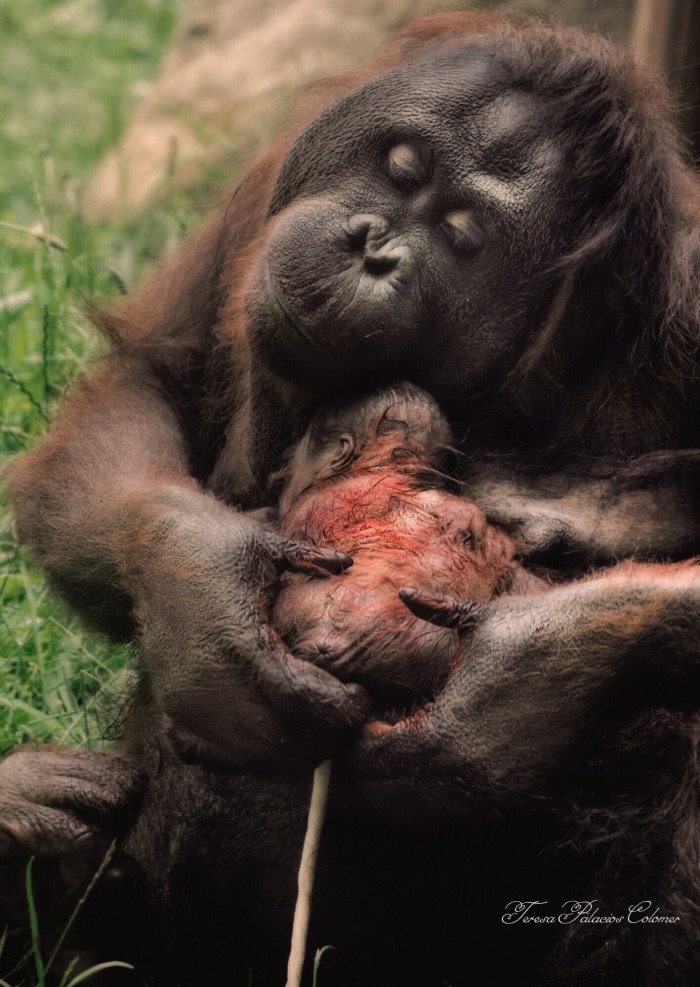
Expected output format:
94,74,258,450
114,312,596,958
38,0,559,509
367,49,518,123
272,48,555,207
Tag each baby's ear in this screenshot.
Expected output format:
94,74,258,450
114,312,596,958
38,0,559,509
277,428,357,514
327,432,356,472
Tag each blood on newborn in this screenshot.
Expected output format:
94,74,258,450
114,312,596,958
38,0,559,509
272,383,544,704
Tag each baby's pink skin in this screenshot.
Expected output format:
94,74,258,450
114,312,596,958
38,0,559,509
272,467,526,701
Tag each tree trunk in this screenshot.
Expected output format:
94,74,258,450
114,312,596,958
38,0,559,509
632,0,700,164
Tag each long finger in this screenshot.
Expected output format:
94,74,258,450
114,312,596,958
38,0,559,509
399,588,486,630
1,750,144,817
0,803,101,861
258,625,370,736
267,534,353,577
344,706,442,779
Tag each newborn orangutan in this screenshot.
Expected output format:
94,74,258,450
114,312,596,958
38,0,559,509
272,383,545,705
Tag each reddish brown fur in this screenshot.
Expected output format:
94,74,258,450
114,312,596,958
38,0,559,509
94,8,692,363
272,423,541,702
4,12,700,986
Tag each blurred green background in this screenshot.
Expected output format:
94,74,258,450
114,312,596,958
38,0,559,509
0,0,197,756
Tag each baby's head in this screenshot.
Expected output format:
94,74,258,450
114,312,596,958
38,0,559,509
278,382,454,513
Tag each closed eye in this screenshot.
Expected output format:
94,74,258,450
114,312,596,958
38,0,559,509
441,210,485,253
458,529,475,548
386,143,426,191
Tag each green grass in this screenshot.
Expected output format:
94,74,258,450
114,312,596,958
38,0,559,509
0,854,133,986
0,0,205,757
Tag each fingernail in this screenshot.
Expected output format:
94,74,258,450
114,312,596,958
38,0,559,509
363,721,394,738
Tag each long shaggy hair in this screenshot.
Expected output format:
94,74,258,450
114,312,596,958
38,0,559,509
93,11,700,461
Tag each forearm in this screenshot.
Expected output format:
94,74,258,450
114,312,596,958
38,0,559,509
465,457,700,565
435,563,700,783
8,360,209,635
355,562,700,811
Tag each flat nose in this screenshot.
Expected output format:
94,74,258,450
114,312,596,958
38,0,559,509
346,213,387,248
346,213,405,277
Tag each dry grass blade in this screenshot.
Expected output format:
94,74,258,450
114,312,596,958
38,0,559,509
286,759,332,987
0,219,67,251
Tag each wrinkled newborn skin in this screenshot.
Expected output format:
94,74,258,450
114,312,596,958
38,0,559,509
272,383,544,703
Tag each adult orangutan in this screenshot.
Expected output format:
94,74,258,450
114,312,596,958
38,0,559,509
2,9,700,986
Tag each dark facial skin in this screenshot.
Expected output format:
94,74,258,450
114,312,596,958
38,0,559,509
246,50,573,395
272,383,542,704
4,10,700,986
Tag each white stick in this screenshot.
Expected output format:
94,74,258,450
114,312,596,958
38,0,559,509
286,759,333,987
